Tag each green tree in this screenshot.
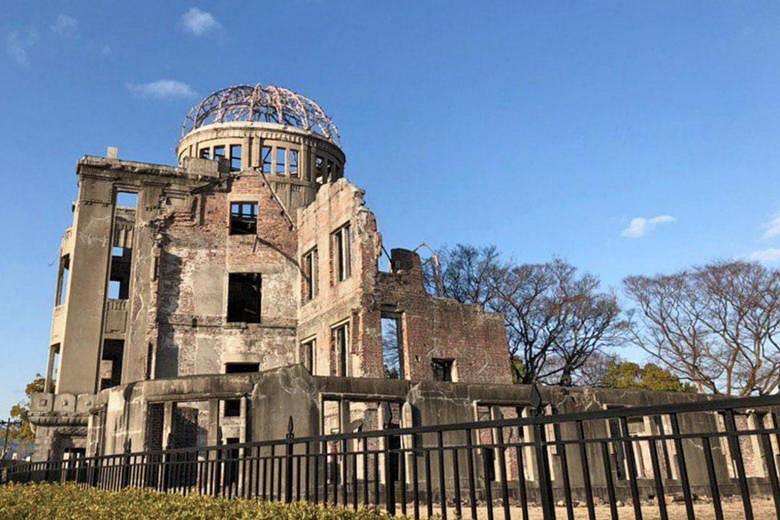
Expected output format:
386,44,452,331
603,362,696,392
4,374,45,447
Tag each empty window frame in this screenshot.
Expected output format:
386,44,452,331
46,344,60,392
381,314,403,379
199,148,211,159
230,145,242,172
326,160,334,180
302,248,318,301
108,280,122,300
262,146,273,173
431,358,454,382
55,255,70,306
302,338,315,373
230,202,258,235
100,340,124,390
314,156,325,183
332,224,352,282
213,145,225,162
275,147,287,175
227,273,261,323
109,242,132,300
225,362,260,374
224,400,241,417
289,149,299,177
332,323,349,377
116,191,138,208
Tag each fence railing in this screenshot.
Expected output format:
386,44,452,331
5,394,780,519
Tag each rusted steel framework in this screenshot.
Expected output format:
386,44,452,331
182,84,340,143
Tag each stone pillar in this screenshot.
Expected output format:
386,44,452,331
162,401,175,449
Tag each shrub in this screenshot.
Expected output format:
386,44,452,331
0,482,408,520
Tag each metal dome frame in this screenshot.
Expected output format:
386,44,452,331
182,84,340,144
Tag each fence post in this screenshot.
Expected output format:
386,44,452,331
285,416,294,503
383,402,396,516
91,441,101,488
121,438,132,488
530,384,556,520
162,433,173,493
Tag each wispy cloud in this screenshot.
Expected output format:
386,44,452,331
749,248,780,263
5,30,38,65
181,8,221,36
99,44,112,57
51,15,78,36
760,213,780,239
621,215,676,239
127,80,197,99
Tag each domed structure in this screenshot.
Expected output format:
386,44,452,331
29,82,513,466
182,84,340,143
176,84,345,194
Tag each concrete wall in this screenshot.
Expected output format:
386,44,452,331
30,366,780,503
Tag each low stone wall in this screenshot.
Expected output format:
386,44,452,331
29,365,780,503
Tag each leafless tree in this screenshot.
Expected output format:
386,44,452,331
427,246,625,385
624,261,780,396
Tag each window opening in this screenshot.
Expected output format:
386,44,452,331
116,191,138,208
326,160,334,180
381,315,403,379
302,248,318,301
333,224,352,282
227,273,261,323
262,146,273,173
230,202,258,235
333,323,349,377
289,149,299,176
314,156,325,183
230,145,242,171
108,280,121,300
275,147,287,175
431,358,454,382
55,255,70,306
99,339,124,390
302,339,316,373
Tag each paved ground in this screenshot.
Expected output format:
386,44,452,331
420,497,778,519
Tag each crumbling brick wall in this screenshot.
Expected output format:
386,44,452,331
296,178,511,384
155,174,299,377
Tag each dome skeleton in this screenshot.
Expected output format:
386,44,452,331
182,84,340,144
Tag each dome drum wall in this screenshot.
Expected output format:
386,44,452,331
177,123,346,214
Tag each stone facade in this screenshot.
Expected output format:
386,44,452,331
30,85,511,461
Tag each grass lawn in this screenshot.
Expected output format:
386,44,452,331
0,483,407,519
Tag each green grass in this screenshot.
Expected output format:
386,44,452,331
0,482,409,519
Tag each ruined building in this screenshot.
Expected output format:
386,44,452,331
31,84,510,460
27,85,780,503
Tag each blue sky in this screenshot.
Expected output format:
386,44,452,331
2,2,780,414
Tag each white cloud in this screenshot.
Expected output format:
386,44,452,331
181,8,221,36
6,30,38,65
761,213,780,239
51,15,78,36
127,80,197,99
749,248,780,263
621,215,676,239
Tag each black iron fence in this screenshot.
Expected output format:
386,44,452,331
4,394,780,519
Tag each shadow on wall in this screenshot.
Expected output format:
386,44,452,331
156,251,183,378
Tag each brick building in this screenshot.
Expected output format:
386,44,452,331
30,84,510,460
